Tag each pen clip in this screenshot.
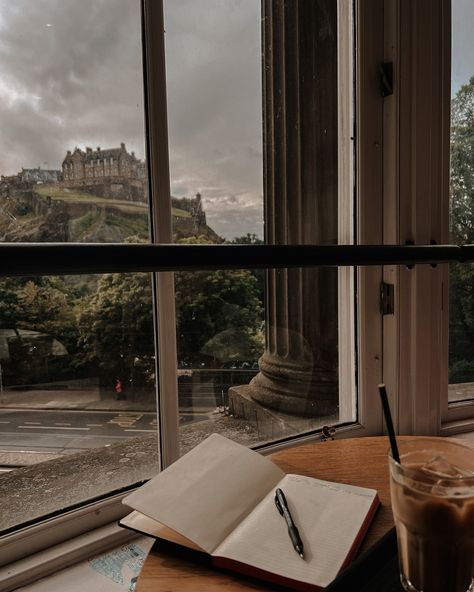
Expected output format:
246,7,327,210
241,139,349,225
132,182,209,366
274,493,284,515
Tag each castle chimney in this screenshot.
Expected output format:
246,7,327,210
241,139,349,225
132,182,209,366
131,151,135,158
97,147,101,152
121,142,126,150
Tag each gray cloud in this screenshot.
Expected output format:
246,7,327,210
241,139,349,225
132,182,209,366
164,0,263,239
0,0,146,171
0,0,263,240
452,0,474,95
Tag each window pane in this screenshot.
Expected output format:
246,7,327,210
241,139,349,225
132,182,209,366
0,272,160,532
449,0,474,403
0,0,159,518
164,0,356,451
164,0,263,241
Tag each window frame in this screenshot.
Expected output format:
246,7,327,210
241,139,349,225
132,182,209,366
142,0,180,467
0,0,471,584
379,0,474,436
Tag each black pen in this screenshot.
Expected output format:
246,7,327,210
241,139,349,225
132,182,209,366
274,488,305,559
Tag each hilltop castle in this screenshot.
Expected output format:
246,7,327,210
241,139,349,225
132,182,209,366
62,143,145,185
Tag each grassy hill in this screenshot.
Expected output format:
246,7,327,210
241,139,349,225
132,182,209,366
0,183,221,243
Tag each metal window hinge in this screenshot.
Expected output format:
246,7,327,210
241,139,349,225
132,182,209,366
380,282,395,315
379,62,393,97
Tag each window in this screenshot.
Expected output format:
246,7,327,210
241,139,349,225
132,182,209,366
0,0,471,581
375,0,474,436
0,0,374,537
0,0,162,541
448,0,474,404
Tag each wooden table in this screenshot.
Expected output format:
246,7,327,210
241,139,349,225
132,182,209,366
135,435,471,591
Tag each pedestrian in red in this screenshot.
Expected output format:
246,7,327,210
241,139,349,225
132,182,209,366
115,378,124,400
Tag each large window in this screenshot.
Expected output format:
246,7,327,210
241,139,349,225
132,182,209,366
2,1,472,584
0,0,363,483
0,0,369,541
449,0,474,402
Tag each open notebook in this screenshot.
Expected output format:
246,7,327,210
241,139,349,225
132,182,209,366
120,434,380,591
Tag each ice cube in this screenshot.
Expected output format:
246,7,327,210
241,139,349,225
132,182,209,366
421,455,473,479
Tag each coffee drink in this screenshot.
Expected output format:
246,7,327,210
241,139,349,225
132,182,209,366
389,439,474,592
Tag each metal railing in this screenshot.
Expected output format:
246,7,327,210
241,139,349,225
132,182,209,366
0,243,472,276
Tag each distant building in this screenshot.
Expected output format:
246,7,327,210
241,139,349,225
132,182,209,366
20,168,62,184
62,143,143,184
172,193,207,228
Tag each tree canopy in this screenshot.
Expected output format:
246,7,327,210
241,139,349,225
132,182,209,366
449,76,474,382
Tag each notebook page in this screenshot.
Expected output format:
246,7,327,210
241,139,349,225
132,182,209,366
214,473,377,588
120,510,205,552
122,434,284,554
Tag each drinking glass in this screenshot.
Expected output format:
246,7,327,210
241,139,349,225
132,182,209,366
389,438,474,592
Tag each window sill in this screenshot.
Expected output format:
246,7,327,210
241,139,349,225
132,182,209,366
0,521,137,592
0,435,159,563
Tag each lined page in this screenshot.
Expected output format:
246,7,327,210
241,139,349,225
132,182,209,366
215,473,377,588
122,434,284,553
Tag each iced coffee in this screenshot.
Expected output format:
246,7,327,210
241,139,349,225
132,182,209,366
389,438,474,592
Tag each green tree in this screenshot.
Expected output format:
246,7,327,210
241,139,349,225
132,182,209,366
77,272,155,388
0,277,23,329
449,76,474,381
450,76,474,245
229,233,263,245
77,234,265,391
228,233,265,302
0,276,76,344
175,236,264,365
18,278,77,349
0,276,78,384
175,268,264,365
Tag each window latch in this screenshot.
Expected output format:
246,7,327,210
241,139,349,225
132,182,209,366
379,62,393,97
380,282,395,315
321,425,336,441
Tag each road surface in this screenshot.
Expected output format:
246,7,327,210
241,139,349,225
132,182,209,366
0,408,209,464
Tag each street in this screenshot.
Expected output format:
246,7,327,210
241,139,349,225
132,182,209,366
0,408,208,461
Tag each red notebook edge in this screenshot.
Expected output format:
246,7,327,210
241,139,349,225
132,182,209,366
213,556,323,592
339,492,382,572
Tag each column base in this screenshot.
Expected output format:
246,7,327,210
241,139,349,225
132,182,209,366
228,384,338,443
245,353,338,417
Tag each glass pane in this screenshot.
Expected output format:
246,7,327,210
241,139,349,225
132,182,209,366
449,0,474,403
0,272,160,531
164,0,263,241
0,0,158,526
164,1,355,452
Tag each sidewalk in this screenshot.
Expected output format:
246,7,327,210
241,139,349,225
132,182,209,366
0,385,156,412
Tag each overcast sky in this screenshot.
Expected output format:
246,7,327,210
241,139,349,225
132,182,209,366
452,0,474,96
2,1,472,241
0,0,263,240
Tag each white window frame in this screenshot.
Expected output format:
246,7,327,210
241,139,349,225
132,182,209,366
393,0,451,436
330,0,387,443
142,0,180,467
379,0,474,437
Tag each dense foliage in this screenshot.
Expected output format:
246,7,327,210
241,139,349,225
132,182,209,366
449,76,474,382
0,234,264,393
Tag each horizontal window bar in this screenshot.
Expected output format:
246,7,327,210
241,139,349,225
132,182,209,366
0,243,470,276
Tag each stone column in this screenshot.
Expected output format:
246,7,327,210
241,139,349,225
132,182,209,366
247,0,339,417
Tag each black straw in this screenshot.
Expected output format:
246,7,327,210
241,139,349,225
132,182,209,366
378,384,401,464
